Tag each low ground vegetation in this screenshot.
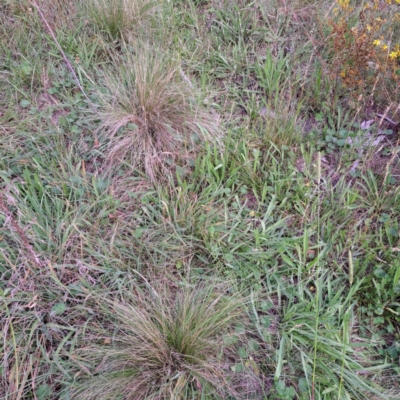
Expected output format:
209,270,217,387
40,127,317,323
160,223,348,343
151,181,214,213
1,0,399,399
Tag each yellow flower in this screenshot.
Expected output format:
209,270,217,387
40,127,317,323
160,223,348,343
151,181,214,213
382,44,388,50
373,39,381,46
389,51,400,60
366,25,372,32
338,0,350,9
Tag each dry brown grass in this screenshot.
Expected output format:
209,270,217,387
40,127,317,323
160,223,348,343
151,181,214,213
70,284,248,400
95,46,220,181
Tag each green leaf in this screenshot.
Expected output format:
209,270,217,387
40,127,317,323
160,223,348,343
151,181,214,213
51,302,67,316
231,363,243,372
260,301,273,312
224,253,234,263
374,306,384,315
261,316,271,327
223,335,238,346
387,324,394,333
238,346,248,358
286,386,295,398
247,339,260,353
21,63,32,75
36,384,51,400
378,213,390,223
275,337,285,381
95,178,109,191
298,378,308,393
20,99,31,108
336,139,345,146
275,379,286,393
373,317,385,325
373,268,387,279
387,347,398,358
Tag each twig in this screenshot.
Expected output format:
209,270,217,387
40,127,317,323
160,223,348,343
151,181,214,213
376,112,399,131
28,0,97,113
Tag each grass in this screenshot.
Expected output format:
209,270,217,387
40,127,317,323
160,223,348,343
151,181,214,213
68,284,248,399
83,0,158,42
94,45,220,181
1,0,400,399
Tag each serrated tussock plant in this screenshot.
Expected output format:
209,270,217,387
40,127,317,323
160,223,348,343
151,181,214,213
84,0,158,41
95,46,220,181
70,284,247,399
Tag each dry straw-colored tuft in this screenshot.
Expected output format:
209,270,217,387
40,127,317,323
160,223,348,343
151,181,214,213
71,284,247,399
95,47,220,181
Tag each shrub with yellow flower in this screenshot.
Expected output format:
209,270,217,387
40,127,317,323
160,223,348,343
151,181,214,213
325,0,400,104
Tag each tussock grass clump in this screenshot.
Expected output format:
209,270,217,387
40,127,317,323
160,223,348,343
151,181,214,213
71,284,247,399
84,0,158,42
85,0,157,41
96,47,220,180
